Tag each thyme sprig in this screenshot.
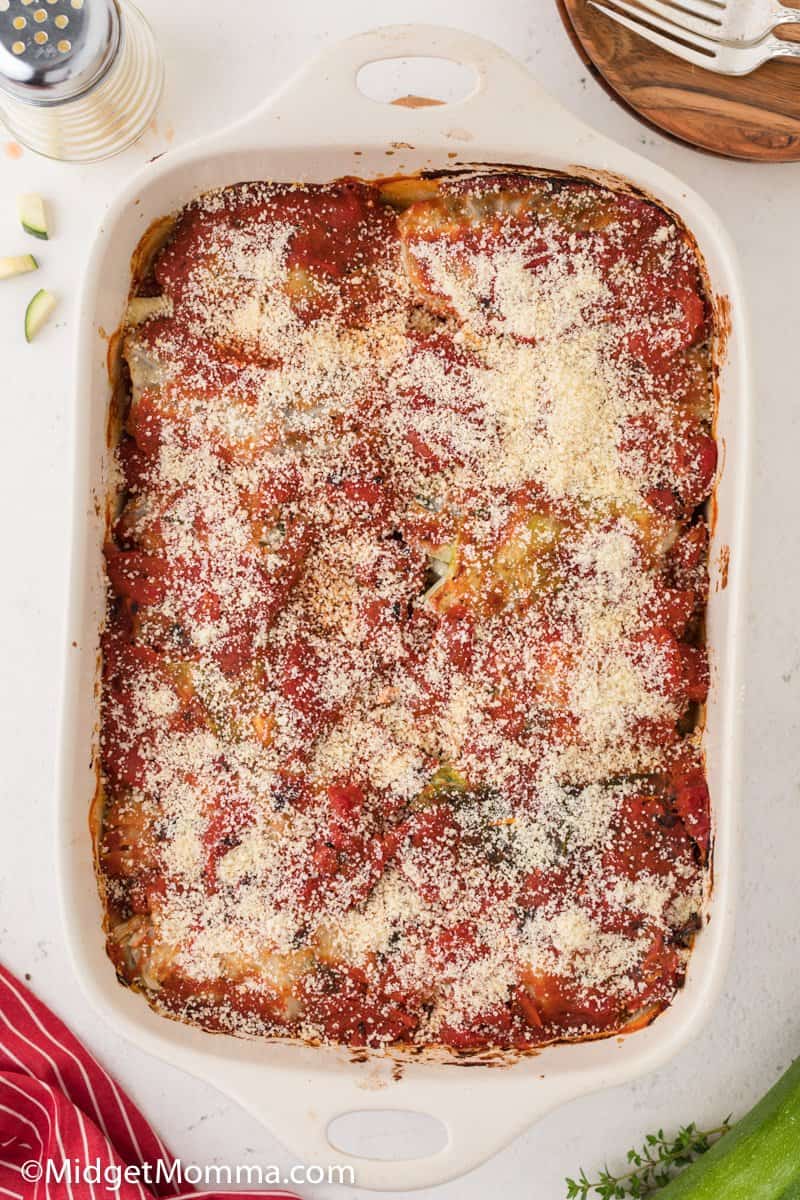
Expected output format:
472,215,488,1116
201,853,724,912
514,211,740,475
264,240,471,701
565,1119,733,1199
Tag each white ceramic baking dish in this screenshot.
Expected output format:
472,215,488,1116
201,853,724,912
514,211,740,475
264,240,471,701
59,24,751,1191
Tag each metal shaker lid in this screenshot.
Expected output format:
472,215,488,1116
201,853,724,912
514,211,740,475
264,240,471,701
0,0,120,106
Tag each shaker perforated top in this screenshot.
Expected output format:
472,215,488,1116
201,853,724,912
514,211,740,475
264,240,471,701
0,0,120,104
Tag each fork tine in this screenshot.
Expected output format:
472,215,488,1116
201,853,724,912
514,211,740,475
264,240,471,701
630,0,725,37
587,1,721,66
657,0,729,20
589,0,722,57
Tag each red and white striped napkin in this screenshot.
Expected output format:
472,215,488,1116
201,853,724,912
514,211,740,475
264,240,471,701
0,964,300,1199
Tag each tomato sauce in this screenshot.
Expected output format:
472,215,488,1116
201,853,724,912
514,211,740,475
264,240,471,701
99,172,714,1053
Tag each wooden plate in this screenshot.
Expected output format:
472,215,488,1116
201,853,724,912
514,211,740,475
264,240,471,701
558,0,800,160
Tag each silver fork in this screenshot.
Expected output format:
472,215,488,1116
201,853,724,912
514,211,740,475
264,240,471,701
589,0,800,73
600,0,800,45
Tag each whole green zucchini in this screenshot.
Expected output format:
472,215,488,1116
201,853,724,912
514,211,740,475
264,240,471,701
655,1057,800,1198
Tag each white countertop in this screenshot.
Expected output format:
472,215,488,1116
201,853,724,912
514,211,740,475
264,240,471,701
2,2,799,1197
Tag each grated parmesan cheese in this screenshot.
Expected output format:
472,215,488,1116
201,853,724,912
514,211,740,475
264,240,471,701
99,174,714,1052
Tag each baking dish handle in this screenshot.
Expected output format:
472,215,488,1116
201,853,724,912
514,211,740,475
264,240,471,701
231,1065,581,1191
229,23,593,149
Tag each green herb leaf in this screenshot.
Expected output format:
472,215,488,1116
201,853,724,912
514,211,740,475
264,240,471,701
564,1120,733,1198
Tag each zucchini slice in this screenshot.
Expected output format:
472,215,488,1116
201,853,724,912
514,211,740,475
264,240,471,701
25,289,57,342
125,295,172,326
18,193,49,240
0,254,38,280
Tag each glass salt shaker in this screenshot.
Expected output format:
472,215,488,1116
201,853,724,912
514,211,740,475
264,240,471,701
0,0,163,162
